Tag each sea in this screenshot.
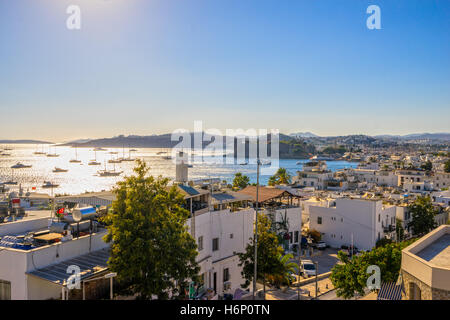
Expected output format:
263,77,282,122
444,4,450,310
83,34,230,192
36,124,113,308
0,144,358,196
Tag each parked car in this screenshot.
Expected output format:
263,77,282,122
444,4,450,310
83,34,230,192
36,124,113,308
316,241,327,250
300,260,317,278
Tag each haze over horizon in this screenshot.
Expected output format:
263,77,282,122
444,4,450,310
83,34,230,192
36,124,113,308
1,0,449,141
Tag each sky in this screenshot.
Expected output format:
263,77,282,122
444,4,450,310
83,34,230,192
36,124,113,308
0,0,449,142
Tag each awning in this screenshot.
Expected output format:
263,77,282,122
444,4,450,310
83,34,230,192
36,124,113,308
27,247,110,286
377,282,403,300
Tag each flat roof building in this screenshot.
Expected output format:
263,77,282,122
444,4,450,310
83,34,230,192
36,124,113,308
401,225,450,300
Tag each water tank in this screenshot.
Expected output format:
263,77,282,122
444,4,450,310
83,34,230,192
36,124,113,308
49,222,69,233
70,220,97,233
72,207,97,221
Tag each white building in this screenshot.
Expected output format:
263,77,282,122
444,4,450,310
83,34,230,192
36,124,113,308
0,210,109,300
309,198,397,251
293,161,333,190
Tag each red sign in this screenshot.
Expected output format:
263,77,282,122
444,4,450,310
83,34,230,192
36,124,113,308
12,198,20,208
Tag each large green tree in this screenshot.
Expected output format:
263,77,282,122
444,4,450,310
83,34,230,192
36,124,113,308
236,214,284,297
103,160,200,299
233,172,250,190
268,167,292,186
408,196,437,236
420,161,432,171
330,240,415,299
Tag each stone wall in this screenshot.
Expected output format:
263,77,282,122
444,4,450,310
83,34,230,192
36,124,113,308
401,270,450,300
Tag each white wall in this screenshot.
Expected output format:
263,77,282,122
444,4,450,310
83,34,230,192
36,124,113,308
309,198,381,251
0,231,109,300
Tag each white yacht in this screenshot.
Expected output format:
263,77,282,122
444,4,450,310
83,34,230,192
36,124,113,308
53,167,68,173
11,163,32,169
42,181,59,188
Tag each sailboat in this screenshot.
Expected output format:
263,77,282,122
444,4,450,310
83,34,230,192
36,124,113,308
108,153,122,164
46,145,59,157
33,144,46,155
119,146,136,162
88,150,101,165
69,146,81,163
97,160,123,177
53,167,68,173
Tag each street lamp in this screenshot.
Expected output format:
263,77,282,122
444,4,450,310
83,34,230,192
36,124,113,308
252,158,261,300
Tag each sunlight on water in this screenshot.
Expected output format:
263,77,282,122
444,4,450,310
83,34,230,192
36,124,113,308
0,144,358,195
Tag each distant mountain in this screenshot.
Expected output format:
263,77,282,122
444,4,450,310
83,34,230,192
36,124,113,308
375,133,450,141
0,139,53,144
62,138,92,144
289,132,319,138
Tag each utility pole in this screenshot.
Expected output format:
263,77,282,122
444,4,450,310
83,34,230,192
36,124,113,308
351,233,354,259
297,244,302,300
314,261,318,299
253,159,261,300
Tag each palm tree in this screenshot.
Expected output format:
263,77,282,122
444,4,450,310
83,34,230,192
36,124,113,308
268,167,292,186
268,253,298,288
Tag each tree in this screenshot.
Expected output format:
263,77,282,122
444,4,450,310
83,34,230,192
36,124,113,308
267,253,298,288
445,160,450,173
236,214,284,297
102,160,200,299
375,238,392,248
396,218,405,242
233,172,250,190
307,229,322,243
330,240,415,299
268,167,291,186
408,196,437,236
420,161,432,171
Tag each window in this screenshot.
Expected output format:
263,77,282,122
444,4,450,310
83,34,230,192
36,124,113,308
223,268,230,282
0,280,11,300
294,231,299,243
378,214,380,222
212,238,219,251
198,236,203,251
289,232,293,244
341,218,343,222
409,282,421,300
317,217,322,224
230,233,233,239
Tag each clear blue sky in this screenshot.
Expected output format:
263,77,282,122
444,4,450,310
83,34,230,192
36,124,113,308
0,0,449,142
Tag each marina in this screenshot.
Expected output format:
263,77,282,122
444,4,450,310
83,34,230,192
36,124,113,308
0,144,358,196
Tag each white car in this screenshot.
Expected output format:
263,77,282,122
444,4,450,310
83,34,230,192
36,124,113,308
316,241,327,250
301,260,317,278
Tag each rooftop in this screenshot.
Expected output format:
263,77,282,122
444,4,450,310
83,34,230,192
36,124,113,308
416,234,450,268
